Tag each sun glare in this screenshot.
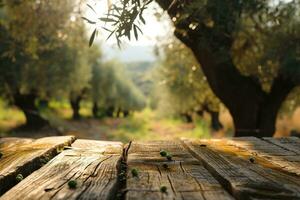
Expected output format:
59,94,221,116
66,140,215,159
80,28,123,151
85,0,171,46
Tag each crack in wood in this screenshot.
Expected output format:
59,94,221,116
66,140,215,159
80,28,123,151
167,174,177,195
157,165,162,176
179,161,186,173
113,141,132,200
48,162,83,199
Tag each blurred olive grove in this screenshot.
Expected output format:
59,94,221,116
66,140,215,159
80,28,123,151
0,0,300,140
0,0,145,134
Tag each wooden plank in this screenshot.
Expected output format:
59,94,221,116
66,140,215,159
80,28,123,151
0,139,123,200
227,137,300,175
263,137,300,155
182,138,300,200
0,137,34,150
0,136,75,195
230,137,296,156
126,141,233,200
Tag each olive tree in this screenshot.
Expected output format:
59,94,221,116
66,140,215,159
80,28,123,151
0,0,92,126
91,60,146,118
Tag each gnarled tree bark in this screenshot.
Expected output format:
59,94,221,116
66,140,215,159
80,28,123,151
13,91,49,129
196,105,223,131
70,90,86,120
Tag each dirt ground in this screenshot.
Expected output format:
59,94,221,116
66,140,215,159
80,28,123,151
2,108,300,141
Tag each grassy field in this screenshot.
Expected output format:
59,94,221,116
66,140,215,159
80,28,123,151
103,108,211,141
51,107,212,142
1,99,299,141
0,99,25,133
0,100,211,142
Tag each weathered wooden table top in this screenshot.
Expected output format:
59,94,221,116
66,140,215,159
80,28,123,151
0,136,300,200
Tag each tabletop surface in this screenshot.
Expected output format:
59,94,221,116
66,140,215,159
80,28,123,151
0,136,300,200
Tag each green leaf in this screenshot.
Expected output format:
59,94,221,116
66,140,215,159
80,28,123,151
126,31,131,41
87,4,97,14
139,14,146,24
102,27,113,32
144,0,153,6
116,36,122,48
99,17,117,22
133,25,138,40
106,30,115,40
82,17,96,24
89,29,97,47
135,25,143,34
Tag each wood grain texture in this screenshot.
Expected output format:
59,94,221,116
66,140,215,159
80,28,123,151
0,139,123,200
182,138,300,200
126,140,233,200
0,137,34,150
0,136,76,195
227,137,300,175
1,136,300,200
263,137,300,155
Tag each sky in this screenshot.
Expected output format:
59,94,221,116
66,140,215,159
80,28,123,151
84,0,172,62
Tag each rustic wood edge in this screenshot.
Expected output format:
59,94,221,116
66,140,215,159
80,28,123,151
0,135,76,195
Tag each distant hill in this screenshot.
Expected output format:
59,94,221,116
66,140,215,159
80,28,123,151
123,61,156,97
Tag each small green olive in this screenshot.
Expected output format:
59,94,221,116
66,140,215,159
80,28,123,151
131,168,138,177
160,150,167,157
68,180,77,189
160,185,167,193
249,157,255,163
16,174,23,182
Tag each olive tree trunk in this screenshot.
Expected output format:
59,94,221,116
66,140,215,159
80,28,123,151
105,105,115,117
92,101,99,118
13,92,49,129
70,95,82,120
208,111,223,131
